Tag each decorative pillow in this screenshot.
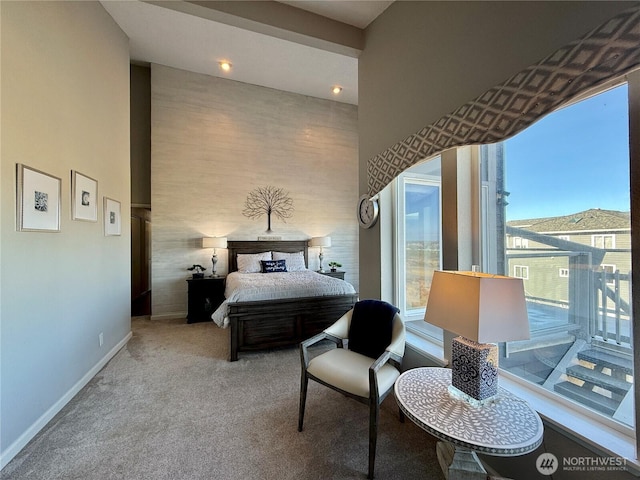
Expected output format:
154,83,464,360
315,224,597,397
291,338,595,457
272,251,307,271
348,300,400,359
237,252,271,273
261,259,287,273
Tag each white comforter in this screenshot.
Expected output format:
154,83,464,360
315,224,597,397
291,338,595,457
211,270,356,327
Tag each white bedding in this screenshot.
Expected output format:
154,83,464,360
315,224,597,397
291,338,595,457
211,270,356,327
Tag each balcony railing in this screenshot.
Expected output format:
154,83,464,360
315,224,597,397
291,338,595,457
502,234,633,424
504,253,632,349
593,269,631,345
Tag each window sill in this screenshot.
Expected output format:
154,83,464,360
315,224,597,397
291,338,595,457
499,371,639,474
404,335,639,473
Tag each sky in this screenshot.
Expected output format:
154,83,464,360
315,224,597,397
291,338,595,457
504,83,630,221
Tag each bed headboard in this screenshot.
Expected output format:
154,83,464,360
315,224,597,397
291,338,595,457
227,240,309,272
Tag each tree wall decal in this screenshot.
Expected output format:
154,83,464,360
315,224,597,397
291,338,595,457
242,185,294,232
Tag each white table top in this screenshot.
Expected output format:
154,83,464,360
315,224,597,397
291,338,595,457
395,367,543,456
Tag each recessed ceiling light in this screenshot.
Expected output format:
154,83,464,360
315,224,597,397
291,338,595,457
219,61,232,72
332,86,342,95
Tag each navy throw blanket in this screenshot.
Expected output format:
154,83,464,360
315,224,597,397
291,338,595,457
348,300,400,359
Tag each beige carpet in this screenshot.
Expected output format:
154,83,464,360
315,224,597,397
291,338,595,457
2,317,442,480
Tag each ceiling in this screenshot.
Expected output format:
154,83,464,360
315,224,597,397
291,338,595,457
101,1,394,105
279,1,392,28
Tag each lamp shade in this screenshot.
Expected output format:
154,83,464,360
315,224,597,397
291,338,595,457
202,237,228,249
309,236,331,248
423,270,530,343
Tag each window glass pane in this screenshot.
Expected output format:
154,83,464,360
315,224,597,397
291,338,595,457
405,181,441,312
487,84,633,427
396,159,442,340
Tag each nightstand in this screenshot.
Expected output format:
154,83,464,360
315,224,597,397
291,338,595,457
186,276,226,323
319,270,345,280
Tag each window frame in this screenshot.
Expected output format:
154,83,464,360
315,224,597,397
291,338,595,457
512,236,529,249
513,264,529,280
493,79,637,461
593,233,616,249
394,74,640,466
394,164,443,342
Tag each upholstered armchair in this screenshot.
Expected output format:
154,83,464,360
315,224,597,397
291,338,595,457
298,300,406,479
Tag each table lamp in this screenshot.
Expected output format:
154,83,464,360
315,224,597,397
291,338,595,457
202,237,227,277
423,270,529,403
308,236,331,272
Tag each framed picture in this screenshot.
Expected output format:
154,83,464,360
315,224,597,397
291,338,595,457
71,170,98,222
16,164,61,232
103,197,121,236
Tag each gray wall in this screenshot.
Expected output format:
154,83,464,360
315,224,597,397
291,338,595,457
0,1,131,465
151,65,359,317
358,0,634,299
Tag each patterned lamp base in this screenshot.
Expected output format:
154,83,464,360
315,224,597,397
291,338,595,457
451,336,498,402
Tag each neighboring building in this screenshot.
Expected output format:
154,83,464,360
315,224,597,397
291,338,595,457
506,208,631,311
503,209,633,422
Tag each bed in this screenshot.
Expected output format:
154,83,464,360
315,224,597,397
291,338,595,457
212,240,358,361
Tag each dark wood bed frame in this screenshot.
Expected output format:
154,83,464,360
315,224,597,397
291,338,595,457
225,240,357,361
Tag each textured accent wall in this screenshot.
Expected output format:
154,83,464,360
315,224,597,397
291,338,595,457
151,65,359,317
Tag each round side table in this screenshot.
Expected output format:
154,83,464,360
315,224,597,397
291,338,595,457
395,367,543,479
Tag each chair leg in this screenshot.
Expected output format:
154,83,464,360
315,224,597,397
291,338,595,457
368,400,380,479
298,373,308,432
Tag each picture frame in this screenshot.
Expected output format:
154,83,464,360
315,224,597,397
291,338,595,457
16,164,61,232
103,197,121,236
71,170,98,222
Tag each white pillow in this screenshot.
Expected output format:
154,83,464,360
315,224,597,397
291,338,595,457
272,251,307,272
237,252,272,273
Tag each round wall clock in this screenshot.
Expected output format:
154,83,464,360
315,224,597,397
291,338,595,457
357,194,379,229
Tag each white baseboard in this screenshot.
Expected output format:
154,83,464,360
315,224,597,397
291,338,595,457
0,331,133,470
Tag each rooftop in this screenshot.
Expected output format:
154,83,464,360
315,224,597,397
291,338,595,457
507,208,630,233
